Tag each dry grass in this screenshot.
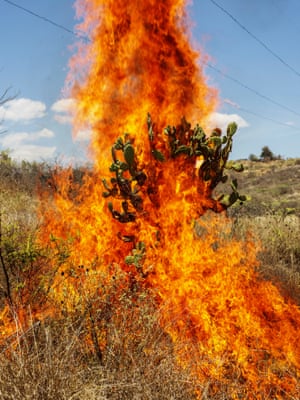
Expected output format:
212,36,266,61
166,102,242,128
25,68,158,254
1,158,300,399
1,306,299,400
231,213,300,303
226,158,300,216
0,300,197,400
0,317,88,399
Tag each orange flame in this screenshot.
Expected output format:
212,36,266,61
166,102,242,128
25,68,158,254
69,0,217,169
2,0,300,398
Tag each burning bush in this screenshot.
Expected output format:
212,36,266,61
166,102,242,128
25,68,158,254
1,0,300,398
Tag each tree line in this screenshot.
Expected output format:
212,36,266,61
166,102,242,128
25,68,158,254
249,146,281,162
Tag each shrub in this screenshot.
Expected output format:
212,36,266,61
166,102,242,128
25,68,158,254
249,153,259,162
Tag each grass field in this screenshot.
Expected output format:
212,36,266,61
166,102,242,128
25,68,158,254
0,155,300,399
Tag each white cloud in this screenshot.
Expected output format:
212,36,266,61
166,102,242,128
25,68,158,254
207,112,249,133
51,98,92,142
0,128,55,148
51,98,76,113
0,98,46,121
10,145,56,162
74,128,92,142
36,128,55,138
0,132,30,148
0,128,56,161
223,98,241,109
51,98,75,125
54,114,73,124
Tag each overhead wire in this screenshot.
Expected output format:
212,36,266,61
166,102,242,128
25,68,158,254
208,0,300,78
204,62,300,117
224,100,300,132
1,0,89,41
2,0,299,131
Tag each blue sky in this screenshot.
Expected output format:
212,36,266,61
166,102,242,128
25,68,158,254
0,0,299,163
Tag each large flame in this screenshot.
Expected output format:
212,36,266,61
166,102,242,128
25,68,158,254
1,0,300,398
69,0,217,169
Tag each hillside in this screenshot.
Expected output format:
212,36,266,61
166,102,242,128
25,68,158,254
224,158,300,217
221,157,300,304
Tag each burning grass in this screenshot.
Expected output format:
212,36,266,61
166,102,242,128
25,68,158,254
0,158,300,398
0,270,198,400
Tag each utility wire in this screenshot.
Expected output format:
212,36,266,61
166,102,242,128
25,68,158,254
204,62,300,117
1,0,89,41
208,0,300,78
3,0,299,131
3,0,298,108
225,100,300,131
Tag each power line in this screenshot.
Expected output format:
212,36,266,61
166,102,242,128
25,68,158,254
1,0,89,41
204,62,300,117
3,0,300,133
208,0,300,79
225,100,300,131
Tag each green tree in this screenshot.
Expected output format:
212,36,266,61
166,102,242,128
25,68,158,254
260,146,275,161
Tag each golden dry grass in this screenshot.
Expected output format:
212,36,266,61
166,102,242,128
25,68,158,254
0,157,300,399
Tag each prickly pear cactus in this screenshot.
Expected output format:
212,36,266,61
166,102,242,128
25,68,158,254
147,114,246,209
102,114,246,226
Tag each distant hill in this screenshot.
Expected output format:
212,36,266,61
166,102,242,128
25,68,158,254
222,158,300,217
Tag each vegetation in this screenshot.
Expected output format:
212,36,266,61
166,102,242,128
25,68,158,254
227,157,300,217
249,145,281,162
0,148,300,398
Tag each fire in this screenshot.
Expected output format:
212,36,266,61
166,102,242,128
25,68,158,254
69,0,217,169
1,0,300,398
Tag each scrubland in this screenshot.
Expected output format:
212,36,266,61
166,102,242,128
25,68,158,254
0,153,299,399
